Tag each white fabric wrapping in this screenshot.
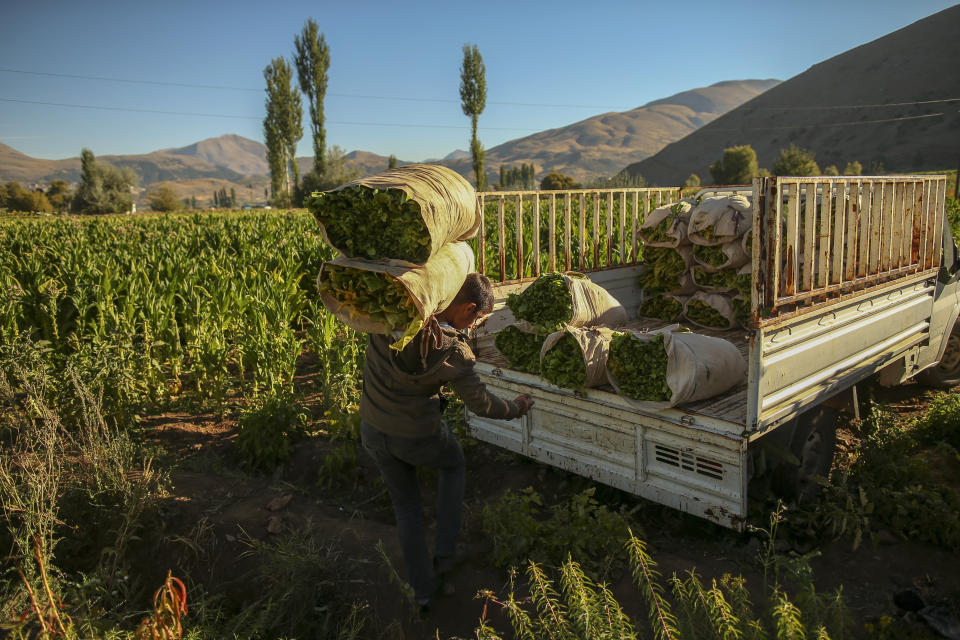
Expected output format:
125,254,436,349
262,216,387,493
317,242,475,343
683,291,736,330
540,326,615,388
564,273,629,327
315,163,481,264
606,326,746,408
687,194,752,246
637,198,695,248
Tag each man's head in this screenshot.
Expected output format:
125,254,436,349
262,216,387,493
437,273,495,330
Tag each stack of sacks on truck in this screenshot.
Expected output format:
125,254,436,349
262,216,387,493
613,194,751,405
494,273,626,388
635,199,697,322
307,164,480,350
606,325,746,407
685,194,753,329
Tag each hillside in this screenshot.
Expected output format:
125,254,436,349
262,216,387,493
619,5,960,186
1,78,777,200
441,79,779,185
0,143,245,187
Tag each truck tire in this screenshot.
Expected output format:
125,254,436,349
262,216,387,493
918,322,960,389
770,407,836,503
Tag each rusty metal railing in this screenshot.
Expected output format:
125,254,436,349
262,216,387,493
475,187,687,283
752,175,947,324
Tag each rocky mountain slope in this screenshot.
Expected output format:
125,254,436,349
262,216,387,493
619,5,960,186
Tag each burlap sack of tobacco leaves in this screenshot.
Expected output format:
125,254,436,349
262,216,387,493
691,240,749,273
637,246,696,295
683,291,737,330
506,272,627,333
317,242,474,350
606,327,746,408
691,262,752,295
637,293,688,322
687,194,752,246
636,198,695,248
306,164,481,265
494,322,547,374
539,326,615,390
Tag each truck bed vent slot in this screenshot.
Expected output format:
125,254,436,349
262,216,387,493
653,444,724,480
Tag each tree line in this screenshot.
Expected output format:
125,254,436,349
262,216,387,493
706,143,869,185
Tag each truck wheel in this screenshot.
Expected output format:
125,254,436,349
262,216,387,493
770,407,836,503
918,323,960,389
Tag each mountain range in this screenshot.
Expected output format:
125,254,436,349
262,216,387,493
0,80,777,203
620,4,960,185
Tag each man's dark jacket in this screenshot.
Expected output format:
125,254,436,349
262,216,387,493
360,327,521,437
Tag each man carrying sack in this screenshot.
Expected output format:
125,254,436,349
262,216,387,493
359,273,533,614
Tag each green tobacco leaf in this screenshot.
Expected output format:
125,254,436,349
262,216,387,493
541,332,587,389
318,264,419,336
686,299,730,328
306,185,431,263
505,273,573,332
495,325,547,374
607,332,671,401
638,295,683,322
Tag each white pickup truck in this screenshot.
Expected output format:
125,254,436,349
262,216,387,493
466,175,956,530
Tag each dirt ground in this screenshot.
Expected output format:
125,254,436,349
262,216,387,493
140,374,960,639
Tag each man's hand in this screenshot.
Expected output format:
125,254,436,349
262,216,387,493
514,393,534,416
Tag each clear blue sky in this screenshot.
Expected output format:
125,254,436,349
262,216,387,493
1,0,956,163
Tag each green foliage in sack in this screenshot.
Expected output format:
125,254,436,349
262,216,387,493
318,264,419,334
235,393,309,471
607,332,671,401
693,243,728,267
643,203,687,243
306,185,431,262
494,325,546,374
637,247,686,294
481,486,638,575
692,266,750,294
638,295,683,322
686,299,730,328
541,332,587,389
505,273,573,332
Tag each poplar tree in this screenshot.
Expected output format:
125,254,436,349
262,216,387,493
459,43,487,190
263,57,303,206
294,19,330,179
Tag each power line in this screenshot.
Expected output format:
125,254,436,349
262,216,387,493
0,97,542,131
755,98,960,110
709,112,945,132
0,67,628,110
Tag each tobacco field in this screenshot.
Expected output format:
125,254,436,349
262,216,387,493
1,207,959,639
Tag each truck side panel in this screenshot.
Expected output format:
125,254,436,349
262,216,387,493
467,368,748,529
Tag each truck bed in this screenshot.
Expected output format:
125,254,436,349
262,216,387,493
473,317,751,427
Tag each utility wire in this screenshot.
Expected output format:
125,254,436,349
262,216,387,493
0,67,627,110
709,112,945,132
0,97,541,131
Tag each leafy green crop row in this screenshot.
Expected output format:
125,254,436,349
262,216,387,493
0,210,364,409
317,264,418,334
494,325,546,374
638,295,683,322
541,333,587,389
607,332,671,401
505,273,573,332
306,185,431,262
